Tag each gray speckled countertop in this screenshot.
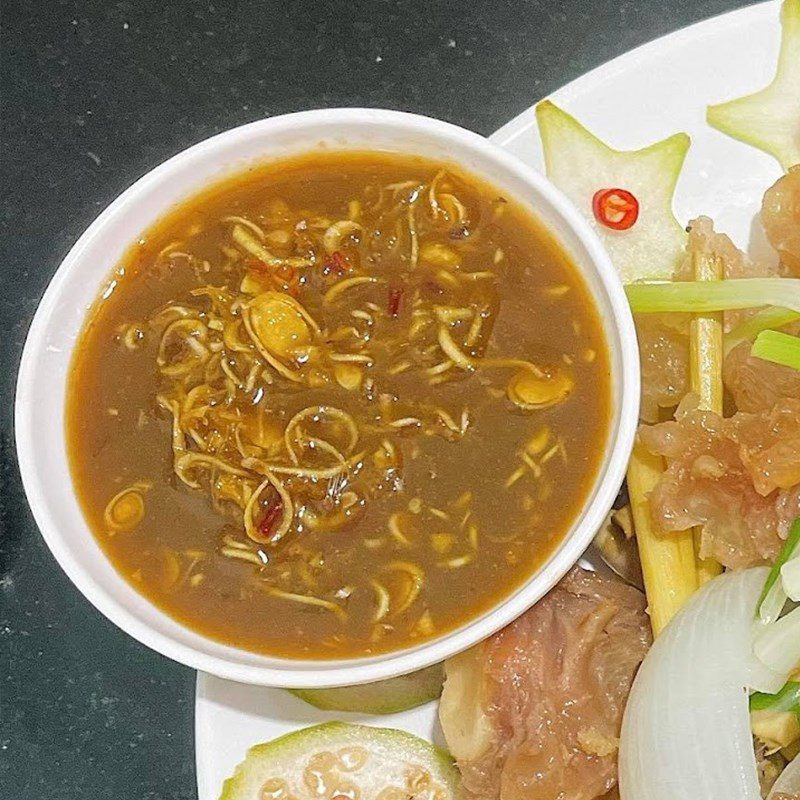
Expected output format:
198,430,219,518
1,1,754,796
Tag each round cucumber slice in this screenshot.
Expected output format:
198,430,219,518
290,664,444,714
219,722,462,800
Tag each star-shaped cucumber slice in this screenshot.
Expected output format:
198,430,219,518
536,100,690,283
707,0,800,171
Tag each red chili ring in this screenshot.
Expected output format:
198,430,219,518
592,187,640,231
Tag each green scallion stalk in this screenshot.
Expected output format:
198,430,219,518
626,278,800,314
758,517,800,624
750,681,800,716
752,329,800,370
725,307,800,355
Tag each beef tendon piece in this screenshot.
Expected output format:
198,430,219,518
762,166,800,275
640,396,800,569
439,567,651,800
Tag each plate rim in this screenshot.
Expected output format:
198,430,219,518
490,0,777,147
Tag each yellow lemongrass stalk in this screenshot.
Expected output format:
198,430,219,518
628,441,699,636
689,250,724,583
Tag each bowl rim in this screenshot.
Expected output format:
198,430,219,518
15,107,640,687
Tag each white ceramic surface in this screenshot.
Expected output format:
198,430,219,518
195,2,787,798
16,109,637,688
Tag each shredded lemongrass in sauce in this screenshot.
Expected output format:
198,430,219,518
70,153,607,658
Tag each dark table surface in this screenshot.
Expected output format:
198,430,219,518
2,0,755,796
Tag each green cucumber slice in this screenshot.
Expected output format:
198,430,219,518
219,722,462,800
289,664,443,715
536,100,690,284
707,0,800,171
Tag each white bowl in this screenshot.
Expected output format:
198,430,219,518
15,108,639,688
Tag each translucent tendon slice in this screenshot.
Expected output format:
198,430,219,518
536,100,690,283
707,0,800,171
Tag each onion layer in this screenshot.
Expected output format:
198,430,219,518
619,568,768,800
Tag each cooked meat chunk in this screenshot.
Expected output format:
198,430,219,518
640,397,800,568
440,567,650,800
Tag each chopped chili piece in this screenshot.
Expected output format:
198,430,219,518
275,264,295,282
322,250,351,276
388,287,403,317
592,188,639,231
244,260,299,297
274,264,299,297
257,496,284,539
281,279,300,298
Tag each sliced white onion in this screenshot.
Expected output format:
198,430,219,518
769,751,800,798
753,605,800,678
619,567,768,800
747,628,789,696
782,557,800,602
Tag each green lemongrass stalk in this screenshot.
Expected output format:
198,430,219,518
758,517,800,624
725,306,800,355
750,681,800,716
626,278,800,314
752,329,800,370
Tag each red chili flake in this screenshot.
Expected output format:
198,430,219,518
273,264,300,297
322,250,351,276
592,188,640,231
387,287,403,317
245,259,300,297
257,497,284,539
275,264,295,282
280,280,299,298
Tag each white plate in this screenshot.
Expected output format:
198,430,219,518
196,2,785,797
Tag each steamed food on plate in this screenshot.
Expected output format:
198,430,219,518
67,151,611,657
533,70,800,798
621,4,800,795
637,216,799,570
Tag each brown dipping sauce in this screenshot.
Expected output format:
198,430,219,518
66,151,611,658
